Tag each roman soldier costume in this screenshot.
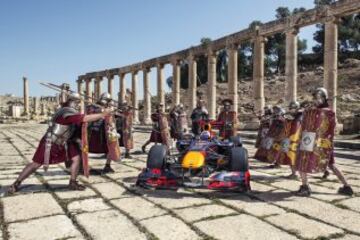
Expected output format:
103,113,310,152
87,92,120,173
216,99,237,139
116,102,134,158
254,106,285,163
267,101,302,178
296,88,353,196
142,104,171,152
169,104,188,140
7,93,111,194
191,100,209,135
255,106,273,148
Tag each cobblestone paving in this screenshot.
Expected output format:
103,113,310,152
0,124,360,240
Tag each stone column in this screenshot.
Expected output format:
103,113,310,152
85,78,92,102
188,53,197,111
107,75,114,98
77,79,83,94
41,102,46,115
132,71,139,123
324,17,338,115
285,28,299,103
95,76,103,100
76,78,85,113
77,78,85,113
33,97,39,114
119,73,126,104
157,63,165,111
227,43,238,113
253,35,266,115
143,68,152,124
207,50,217,119
172,59,181,107
92,79,97,100
23,77,29,116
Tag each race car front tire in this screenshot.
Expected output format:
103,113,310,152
229,147,249,172
147,144,167,169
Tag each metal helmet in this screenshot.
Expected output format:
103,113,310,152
99,92,112,105
273,105,285,116
314,87,328,100
68,93,81,102
99,92,112,101
264,105,273,115
288,100,300,110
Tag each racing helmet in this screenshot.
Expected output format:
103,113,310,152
200,130,211,140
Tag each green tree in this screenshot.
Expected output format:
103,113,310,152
313,0,360,61
266,7,307,73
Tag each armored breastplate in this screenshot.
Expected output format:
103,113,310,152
47,106,78,145
50,123,75,145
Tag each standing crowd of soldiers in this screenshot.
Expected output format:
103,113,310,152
7,87,354,197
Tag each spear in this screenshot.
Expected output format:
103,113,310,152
39,82,126,115
40,82,137,110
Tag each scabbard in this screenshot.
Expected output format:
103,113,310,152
43,133,52,172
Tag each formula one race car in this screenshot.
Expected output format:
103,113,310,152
137,122,250,191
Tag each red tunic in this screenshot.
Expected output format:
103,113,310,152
87,105,108,153
217,110,237,139
296,107,336,173
254,118,285,163
149,113,163,143
33,114,84,165
117,110,134,149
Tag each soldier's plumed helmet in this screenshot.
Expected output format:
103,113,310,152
99,92,112,101
68,93,81,102
273,105,285,116
222,99,233,106
288,101,300,110
99,92,112,105
313,87,328,100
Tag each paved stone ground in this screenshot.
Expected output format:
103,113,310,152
0,123,360,240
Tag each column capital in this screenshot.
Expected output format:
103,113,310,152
95,75,103,81
285,26,299,35
105,71,114,80
143,66,151,73
225,37,238,51
206,47,217,58
156,62,165,68
170,56,181,66
252,34,267,44
324,14,341,24
187,51,198,62
132,69,138,75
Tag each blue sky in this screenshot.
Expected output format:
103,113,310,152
0,0,317,98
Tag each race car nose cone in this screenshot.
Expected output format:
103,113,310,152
182,151,205,169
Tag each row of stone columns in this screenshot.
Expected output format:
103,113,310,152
77,16,339,122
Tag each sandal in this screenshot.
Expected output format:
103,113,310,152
7,181,21,195
68,180,86,191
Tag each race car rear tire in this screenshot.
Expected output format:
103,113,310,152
229,147,249,171
147,144,167,169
